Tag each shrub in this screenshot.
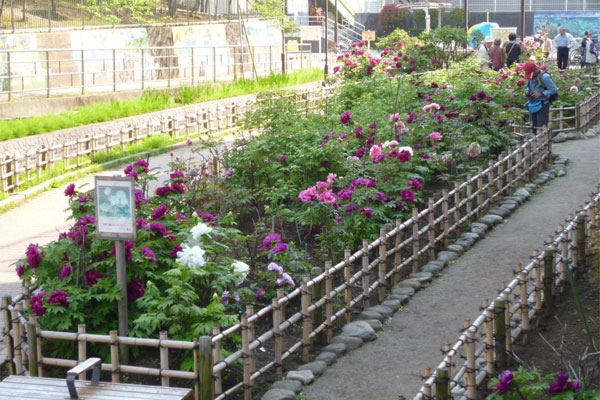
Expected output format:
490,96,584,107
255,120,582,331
379,4,409,29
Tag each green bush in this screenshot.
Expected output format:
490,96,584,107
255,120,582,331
378,4,409,29
447,8,465,28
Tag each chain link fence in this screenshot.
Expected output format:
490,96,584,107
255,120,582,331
452,0,600,12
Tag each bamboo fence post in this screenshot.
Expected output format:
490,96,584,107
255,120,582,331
198,336,214,400
160,331,170,386
497,153,504,201
344,251,352,323
576,214,586,270
379,228,387,301
412,208,420,273
476,168,484,218
246,306,255,379
241,315,251,400
10,306,23,375
192,338,200,400
394,219,402,283
494,298,507,370
532,251,542,326
324,262,333,344
23,280,31,311
428,198,435,260
517,264,530,343
110,330,119,383
466,175,473,222
482,299,494,376
559,226,568,292
502,282,513,353
569,214,578,272
444,343,452,381
361,240,370,308
77,324,86,380
311,267,324,343
524,140,531,182
15,302,26,366
516,148,523,186
212,327,222,396
272,297,283,377
435,368,449,400
488,161,495,202
423,367,432,398
453,184,460,233
35,323,42,377
464,320,476,400
301,275,311,363
507,154,514,189
442,190,449,248
26,316,38,377
588,195,597,234
1,296,14,375
543,248,555,313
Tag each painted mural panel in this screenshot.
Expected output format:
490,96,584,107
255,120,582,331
534,12,600,38
172,24,229,79
0,33,45,92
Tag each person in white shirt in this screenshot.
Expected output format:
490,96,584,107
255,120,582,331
477,36,494,72
553,27,574,70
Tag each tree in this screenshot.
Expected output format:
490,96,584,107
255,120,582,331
413,9,438,30
378,4,409,30
81,0,160,23
248,0,297,33
447,8,464,28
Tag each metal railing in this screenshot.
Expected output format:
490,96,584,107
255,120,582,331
0,43,322,101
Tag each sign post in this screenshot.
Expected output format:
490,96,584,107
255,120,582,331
95,176,136,362
362,30,376,50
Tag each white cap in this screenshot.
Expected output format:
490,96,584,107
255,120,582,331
484,36,493,43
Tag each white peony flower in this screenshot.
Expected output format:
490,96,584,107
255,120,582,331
177,245,206,269
397,146,414,155
190,222,212,242
231,260,250,286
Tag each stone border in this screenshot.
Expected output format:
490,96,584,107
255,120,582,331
260,152,571,400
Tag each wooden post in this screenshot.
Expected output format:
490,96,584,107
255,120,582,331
272,297,283,377
394,219,402,283
361,240,370,308
442,189,449,248
35,323,43,377
27,316,38,377
198,336,214,400
494,299,507,370
465,321,476,400
482,299,494,376
77,324,86,380
241,315,251,400
379,228,387,301
466,175,473,222
533,251,542,326
543,248,554,312
444,343,452,382
324,263,333,344
428,198,435,260
423,368,432,398
497,153,504,201
246,306,255,380
453,184,460,234
11,306,23,375
518,264,530,343
516,149,523,186
344,251,352,323
576,214,586,270
301,275,311,363
488,161,495,202
109,330,119,383
570,214,578,272
412,208,420,273
311,267,323,342
160,331,170,386
476,168,484,218
502,282,513,353
435,368,449,400
114,240,129,363
1,296,14,375
212,327,222,395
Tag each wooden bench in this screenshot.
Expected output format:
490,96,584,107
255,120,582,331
0,358,193,400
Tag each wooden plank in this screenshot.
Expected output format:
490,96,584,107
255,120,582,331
67,357,101,376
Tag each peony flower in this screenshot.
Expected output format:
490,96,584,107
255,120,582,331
134,189,148,207
255,287,265,300
31,291,46,316
279,155,286,162
111,241,133,261
177,245,206,269
191,222,212,241
85,269,105,286
151,204,168,220
156,185,172,197
225,169,233,178
401,189,415,203
569,86,578,92
360,207,373,218
467,142,481,158
137,218,150,230
370,145,382,162
169,244,182,259
231,260,250,285
282,272,295,288
429,131,442,141
202,213,216,223
127,277,145,302
345,203,357,214
59,264,73,281
340,111,352,124
268,262,284,275
299,186,318,202
16,264,26,278
64,183,75,197
221,291,230,305
141,247,156,264
326,173,337,186
549,371,569,394
383,140,399,148
47,290,70,308
263,233,281,250
397,149,412,163
493,370,513,394
272,242,289,254
26,243,42,269
422,103,441,112
408,178,421,190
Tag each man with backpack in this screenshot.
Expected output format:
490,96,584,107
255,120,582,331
504,33,522,67
522,62,558,132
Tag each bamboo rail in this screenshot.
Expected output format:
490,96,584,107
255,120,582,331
414,185,600,400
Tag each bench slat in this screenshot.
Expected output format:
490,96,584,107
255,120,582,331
68,357,101,376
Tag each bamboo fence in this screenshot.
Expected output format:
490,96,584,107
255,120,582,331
1,89,600,400
0,85,337,194
414,185,600,400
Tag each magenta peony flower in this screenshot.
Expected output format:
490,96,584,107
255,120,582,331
141,247,156,263
401,189,415,203
31,291,46,316
47,290,70,308
255,287,265,300
225,169,233,178
136,218,150,230
493,370,513,394
64,183,76,197
85,269,105,286
202,213,216,223
127,277,145,302
397,150,412,163
111,241,133,261
299,186,318,202
151,204,168,220
263,233,281,250
169,244,182,259
150,222,168,237
156,185,172,197
340,111,352,124
360,207,373,218
279,155,286,162
429,131,442,141
171,182,186,194
345,203,357,214
26,243,42,269
59,264,73,281
376,191,391,203
271,242,289,254
549,371,570,394
170,170,185,181
268,262,284,275
408,178,421,191
16,264,26,278
134,189,148,207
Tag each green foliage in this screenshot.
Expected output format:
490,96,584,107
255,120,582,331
81,0,160,23
378,4,409,29
420,27,470,68
413,9,438,30
447,8,465,28
376,28,412,50
248,0,297,33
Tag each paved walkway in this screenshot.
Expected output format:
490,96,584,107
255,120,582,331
303,135,600,399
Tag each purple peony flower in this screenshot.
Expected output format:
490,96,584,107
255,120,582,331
64,183,76,197
340,111,352,124
16,264,26,278
255,287,265,300
171,182,186,194
397,150,412,163
360,207,373,218
401,189,415,203
31,291,46,316
134,189,148,207
493,370,513,395
150,222,168,237
408,178,421,190
279,155,286,162
127,277,145,302
156,185,172,197
136,218,150,230
345,203,357,214
78,195,88,204
170,170,185,181
141,247,156,263
169,244,182,259
570,380,580,391
47,290,70,308
221,291,230,305
225,169,233,178
263,233,281,250
376,191,391,203
202,213,216,223
26,243,42,269
59,264,73,281
549,371,570,394
268,262,284,275
272,242,289,254
85,269,105,286
282,272,295,288
151,204,168,220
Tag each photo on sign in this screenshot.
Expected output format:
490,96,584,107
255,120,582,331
95,176,136,240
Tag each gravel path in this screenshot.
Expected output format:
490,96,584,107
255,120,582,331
303,134,600,400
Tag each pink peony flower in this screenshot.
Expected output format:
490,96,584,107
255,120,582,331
370,145,382,161
429,131,442,141
299,186,318,202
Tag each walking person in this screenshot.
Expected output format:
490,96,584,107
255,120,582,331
580,31,590,67
522,62,558,132
490,38,505,71
554,27,574,70
504,33,522,67
477,36,494,72
543,32,553,59
584,34,598,66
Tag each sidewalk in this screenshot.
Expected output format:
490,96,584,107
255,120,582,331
302,135,600,400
